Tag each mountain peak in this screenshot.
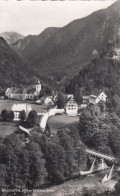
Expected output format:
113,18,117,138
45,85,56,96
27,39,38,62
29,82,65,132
0,32,24,44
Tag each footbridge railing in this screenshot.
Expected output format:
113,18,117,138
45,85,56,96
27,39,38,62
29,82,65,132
86,149,115,161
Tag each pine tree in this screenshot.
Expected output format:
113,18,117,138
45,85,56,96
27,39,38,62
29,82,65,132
56,92,65,109
73,83,83,104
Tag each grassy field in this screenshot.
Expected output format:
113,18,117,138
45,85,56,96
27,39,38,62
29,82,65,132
48,114,79,133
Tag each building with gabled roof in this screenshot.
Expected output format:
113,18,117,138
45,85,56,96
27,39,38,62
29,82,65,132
41,96,54,105
65,96,78,116
89,90,107,105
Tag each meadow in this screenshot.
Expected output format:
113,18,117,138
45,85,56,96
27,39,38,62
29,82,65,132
48,114,79,133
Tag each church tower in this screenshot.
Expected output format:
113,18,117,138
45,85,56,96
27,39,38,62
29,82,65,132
35,79,41,95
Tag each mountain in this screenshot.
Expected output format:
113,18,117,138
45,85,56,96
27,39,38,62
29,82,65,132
0,32,24,44
11,27,60,63
0,37,35,89
11,1,120,80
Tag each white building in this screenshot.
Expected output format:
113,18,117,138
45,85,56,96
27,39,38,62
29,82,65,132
89,91,107,105
12,103,32,121
65,97,78,116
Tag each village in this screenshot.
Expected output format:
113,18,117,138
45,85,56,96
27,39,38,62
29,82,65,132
0,79,107,134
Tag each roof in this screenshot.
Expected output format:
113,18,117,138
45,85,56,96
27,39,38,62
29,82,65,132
64,97,71,105
83,96,90,99
90,90,106,97
12,103,32,112
65,97,78,106
67,94,74,99
41,96,53,102
14,88,24,94
26,87,36,94
89,95,97,100
8,87,24,94
41,96,48,102
35,79,41,85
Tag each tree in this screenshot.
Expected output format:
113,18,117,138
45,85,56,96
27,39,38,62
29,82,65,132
27,110,38,125
7,111,14,122
1,109,8,121
109,129,120,157
27,142,47,188
56,92,65,109
73,83,83,104
19,110,26,122
115,179,120,196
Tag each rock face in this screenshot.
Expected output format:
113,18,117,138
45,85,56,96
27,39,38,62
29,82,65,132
0,32,24,44
11,1,120,79
0,37,34,88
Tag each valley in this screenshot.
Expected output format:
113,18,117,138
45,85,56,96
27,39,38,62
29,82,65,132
0,1,120,196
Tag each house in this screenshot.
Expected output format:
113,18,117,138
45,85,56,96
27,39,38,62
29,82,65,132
41,96,54,105
12,103,32,121
89,90,107,105
65,97,78,116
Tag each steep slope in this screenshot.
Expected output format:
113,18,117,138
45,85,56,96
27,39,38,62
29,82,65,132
65,38,120,97
12,1,120,79
0,32,24,44
11,27,60,62
0,37,34,89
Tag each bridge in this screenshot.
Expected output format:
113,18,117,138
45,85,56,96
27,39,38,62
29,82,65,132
86,149,115,162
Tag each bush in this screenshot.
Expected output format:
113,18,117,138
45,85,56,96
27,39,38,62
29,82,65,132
19,110,26,122
1,109,8,121
27,110,38,125
7,111,14,122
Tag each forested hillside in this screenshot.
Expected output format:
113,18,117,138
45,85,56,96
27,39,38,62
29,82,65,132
0,37,35,90
65,39,120,98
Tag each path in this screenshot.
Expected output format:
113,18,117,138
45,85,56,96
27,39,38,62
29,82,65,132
39,107,64,130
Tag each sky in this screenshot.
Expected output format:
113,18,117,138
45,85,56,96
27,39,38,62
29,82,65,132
0,0,117,36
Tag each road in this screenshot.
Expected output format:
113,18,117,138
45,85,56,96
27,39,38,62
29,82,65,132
40,108,64,130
